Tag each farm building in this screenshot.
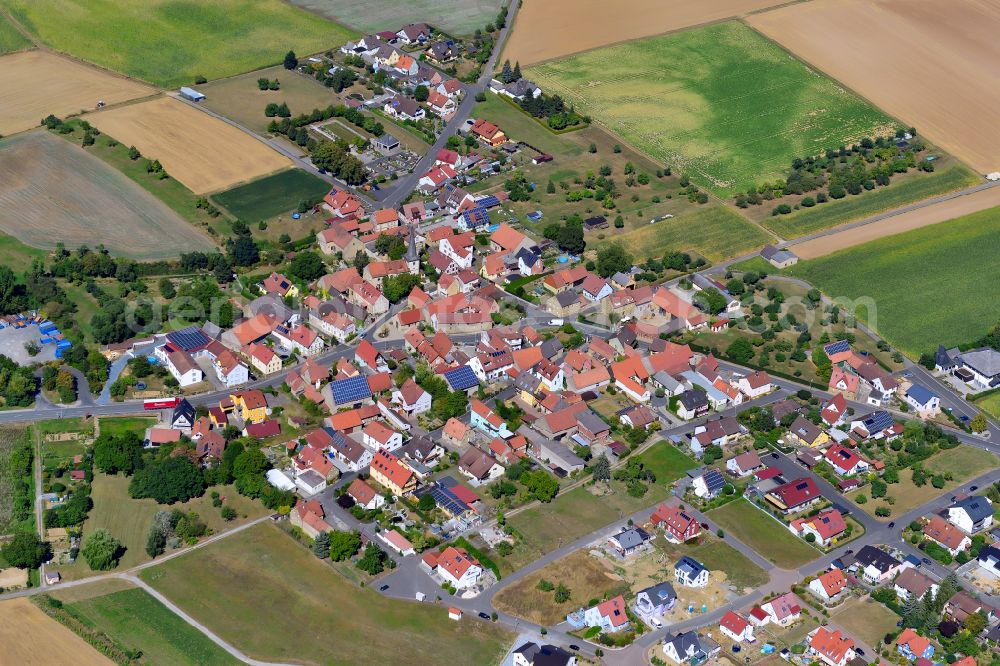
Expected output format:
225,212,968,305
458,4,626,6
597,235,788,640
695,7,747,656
179,87,206,102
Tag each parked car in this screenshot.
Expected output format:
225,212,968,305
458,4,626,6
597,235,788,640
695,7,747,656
970,485,979,491
379,584,389,592
888,522,895,529
922,557,932,565
568,645,580,652
478,612,490,620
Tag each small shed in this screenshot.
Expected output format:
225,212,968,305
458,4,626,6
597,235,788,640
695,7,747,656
372,134,400,154
448,607,462,620
179,87,206,102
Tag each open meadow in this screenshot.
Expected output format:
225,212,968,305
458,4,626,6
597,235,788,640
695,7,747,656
0,50,154,136
707,498,819,569
53,586,239,666
90,97,291,194
502,0,788,66
140,522,513,665
0,12,30,53
290,0,501,36
0,424,32,534
0,598,111,665
748,0,1000,175
525,22,893,197
213,169,330,222
829,597,900,648
1,0,355,88
0,131,213,258
787,204,1000,357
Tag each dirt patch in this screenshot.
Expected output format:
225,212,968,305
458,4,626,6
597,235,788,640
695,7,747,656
0,50,154,137
0,597,111,665
0,131,213,258
791,185,1000,259
0,567,28,588
748,0,1000,175
89,97,291,194
503,0,789,66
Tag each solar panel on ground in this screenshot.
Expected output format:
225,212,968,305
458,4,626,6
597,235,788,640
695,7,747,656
167,326,210,351
331,375,372,404
444,365,478,391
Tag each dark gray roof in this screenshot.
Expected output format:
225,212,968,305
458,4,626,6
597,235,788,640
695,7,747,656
952,495,994,523
858,410,894,434
959,348,1000,378
701,469,726,493
576,410,609,435
638,581,676,603
935,344,956,369
679,390,708,410
611,527,646,550
555,290,578,307
512,642,573,666
663,631,703,656
540,337,563,359
855,545,900,572
676,555,706,578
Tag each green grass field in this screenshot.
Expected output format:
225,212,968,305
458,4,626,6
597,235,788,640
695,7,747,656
974,392,1000,421
760,164,980,239
288,0,501,35
97,416,156,438
526,21,893,197
59,587,238,665
596,205,774,262
213,169,330,221
663,537,768,591
787,205,1000,357
632,443,698,484
830,597,900,648
2,0,356,87
0,233,45,273
141,522,513,665
0,12,30,53
707,498,819,568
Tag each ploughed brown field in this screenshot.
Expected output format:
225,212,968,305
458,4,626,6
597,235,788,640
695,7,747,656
89,97,291,194
748,0,1000,174
0,50,154,136
502,0,788,65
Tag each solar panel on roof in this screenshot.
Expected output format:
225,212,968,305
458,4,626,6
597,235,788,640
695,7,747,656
167,326,210,351
824,339,850,355
417,485,469,516
444,365,478,391
331,375,372,405
461,207,490,228
476,195,500,208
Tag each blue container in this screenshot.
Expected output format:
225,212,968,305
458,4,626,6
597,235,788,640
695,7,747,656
292,212,301,219
57,340,72,349
39,337,52,344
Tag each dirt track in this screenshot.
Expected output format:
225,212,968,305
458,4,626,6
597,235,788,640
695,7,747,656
791,185,1000,259
89,97,291,194
0,50,154,136
502,0,787,65
748,0,1000,175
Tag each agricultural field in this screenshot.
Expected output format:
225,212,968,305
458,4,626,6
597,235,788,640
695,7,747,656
748,0,1000,175
0,424,32,534
0,131,213,259
199,65,341,133
0,598,110,665
786,205,1000,357
756,163,980,240
707,498,819,569
140,522,513,665
595,205,774,263
213,169,330,222
290,0,501,36
2,0,355,88
89,97,291,194
53,586,238,666
52,473,269,580
0,50,154,136
525,22,893,197
502,0,789,66
0,12,30,53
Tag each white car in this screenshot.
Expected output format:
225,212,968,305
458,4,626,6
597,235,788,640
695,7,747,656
651,617,663,629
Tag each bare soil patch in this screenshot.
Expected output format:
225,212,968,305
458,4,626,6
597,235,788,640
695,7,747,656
791,185,1000,259
0,50,154,136
503,0,788,66
0,598,111,665
89,97,291,194
748,0,1000,174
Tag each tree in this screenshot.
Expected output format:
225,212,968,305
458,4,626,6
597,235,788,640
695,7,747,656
312,531,331,559
964,610,987,635
356,542,391,574
81,529,122,571
92,432,144,475
329,530,362,561
129,457,205,504
158,277,176,299
500,60,513,83
288,250,326,281
595,243,632,278
726,338,755,364
555,223,585,255
592,454,611,483
382,274,422,303
418,494,436,512
145,524,166,558
229,235,260,266
413,84,429,102
283,50,298,70
512,62,521,80
220,505,237,521
554,583,571,603
1,531,49,569
520,470,559,502
695,287,727,315
970,413,988,433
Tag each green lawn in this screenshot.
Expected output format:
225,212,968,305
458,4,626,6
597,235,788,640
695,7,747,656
60,587,239,666
212,169,329,222
596,205,774,262
140,522,513,665
97,416,156,438
0,11,30,53
787,204,1000,357
829,597,901,648
0,233,45,273
473,93,583,159
760,164,980,239
2,0,356,87
526,21,892,197
974,392,1000,421
633,443,698,484
666,537,768,591
707,498,819,569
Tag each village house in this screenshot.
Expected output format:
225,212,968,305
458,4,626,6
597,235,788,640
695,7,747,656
896,628,934,661
893,568,939,602
580,595,629,633
922,514,971,555
469,118,507,146
854,545,906,584
244,342,281,376
458,447,504,484
675,556,709,587
346,478,386,510
650,504,702,543
607,527,652,557
765,477,822,514
719,611,755,643
807,627,856,666
790,508,846,546
727,450,763,478
755,592,801,627
369,448,417,496
661,632,719,666
511,643,576,666
947,495,994,533
808,568,847,602
290,499,331,538
422,546,483,590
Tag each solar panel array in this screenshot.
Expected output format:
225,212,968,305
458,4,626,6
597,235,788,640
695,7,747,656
824,339,850,355
444,365,479,391
167,326,210,351
461,207,490,228
476,195,500,209
331,375,372,404
416,485,469,516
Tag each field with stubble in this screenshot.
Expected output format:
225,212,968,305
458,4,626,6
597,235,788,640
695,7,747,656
748,0,1000,174
0,598,111,666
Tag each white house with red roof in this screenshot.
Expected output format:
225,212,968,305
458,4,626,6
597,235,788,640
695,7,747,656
423,546,483,589
790,508,847,546
580,595,629,633
719,611,755,643
273,324,323,357
419,164,458,191
821,393,848,426
390,378,431,415
346,478,385,510
363,420,403,452
807,627,855,666
755,592,801,627
290,499,331,539
824,444,869,477
808,568,848,602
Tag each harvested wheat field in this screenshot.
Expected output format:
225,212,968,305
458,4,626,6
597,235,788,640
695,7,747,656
791,185,1000,260
0,131,214,258
0,598,111,665
748,0,1000,174
0,50,154,136
503,0,787,65
89,97,291,194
